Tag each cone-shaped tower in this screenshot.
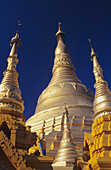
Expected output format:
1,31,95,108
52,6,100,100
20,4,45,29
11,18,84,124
89,39,111,120
81,41,111,170
52,107,81,167
26,24,94,156
0,30,24,118
50,22,81,85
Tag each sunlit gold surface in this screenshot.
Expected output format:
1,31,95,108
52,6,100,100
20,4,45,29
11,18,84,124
26,24,94,157
52,107,81,167
80,44,111,169
90,44,111,120
0,31,24,116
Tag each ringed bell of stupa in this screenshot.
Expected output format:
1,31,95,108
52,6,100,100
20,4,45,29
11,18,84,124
26,23,94,156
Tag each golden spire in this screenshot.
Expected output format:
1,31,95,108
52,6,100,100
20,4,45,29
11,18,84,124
89,39,111,120
58,22,61,30
0,22,24,117
52,107,80,167
56,22,65,39
54,22,68,56
10,21,21,57
51,23,81,83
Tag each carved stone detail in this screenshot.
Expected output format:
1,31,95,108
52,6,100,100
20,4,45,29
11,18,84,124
0,102,22,111
0,115,24,130
0,131,33,169
53,53,74,72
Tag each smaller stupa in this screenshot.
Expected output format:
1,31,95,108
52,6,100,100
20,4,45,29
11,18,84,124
0,26,24,118
89,38,111,120
78,40,111,170
52,107,81,169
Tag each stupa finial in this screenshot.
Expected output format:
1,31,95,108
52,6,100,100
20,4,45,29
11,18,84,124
52,23,76,73
58,22,61,31
17,20,21,31
56,22,65,39
9,21,22,57
52,107,81,167
89,39,104,83
88,38,97,60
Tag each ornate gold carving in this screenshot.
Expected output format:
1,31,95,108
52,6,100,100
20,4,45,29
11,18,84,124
7,57,18,72
53,53,74,72
6,88,12,97
59,82,66,88
0,87,22,101
0,31,24,115
0,103,22,111
0,115,24,130
94,111,111,121
83,114,111,169
0,131,33,169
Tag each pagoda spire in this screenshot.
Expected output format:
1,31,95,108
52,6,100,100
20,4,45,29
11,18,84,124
55,22,65,41
52,107,80,167
0,24,24,118
89,39,111,120
50,23,81,84
53,22,73,72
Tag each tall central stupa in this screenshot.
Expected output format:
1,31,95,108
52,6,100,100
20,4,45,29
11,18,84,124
26,24,94,156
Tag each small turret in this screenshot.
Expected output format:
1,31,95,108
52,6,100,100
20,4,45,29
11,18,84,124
89,39,111,120
0,24,24,118
52,107,80,167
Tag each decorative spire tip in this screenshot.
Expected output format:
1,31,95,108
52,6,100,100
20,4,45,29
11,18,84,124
56,22,65,38
9,21,22,55
18,20,21,26
58,22,62,31
17,20,21,33
64,105,69,116
88,38,92,49
88,38,97,60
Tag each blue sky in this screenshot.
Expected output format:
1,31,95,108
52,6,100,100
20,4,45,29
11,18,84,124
0,0,111,120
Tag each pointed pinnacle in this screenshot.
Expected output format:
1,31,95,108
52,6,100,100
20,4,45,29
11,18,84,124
88,38,97,60
64,106,69,116
58,22,62,31
17,20,21,33
56,22,65,38
88,38,92,49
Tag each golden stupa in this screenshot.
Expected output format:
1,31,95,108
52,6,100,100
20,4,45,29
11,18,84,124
52,107,81,168
26,23,94,156
1,24,111,170
0,30,24,118
76,40,111,170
